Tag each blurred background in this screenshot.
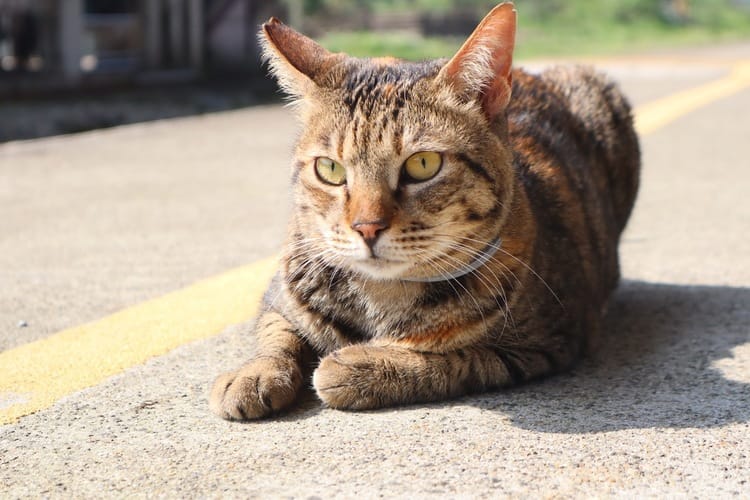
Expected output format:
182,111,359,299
1,0,749,141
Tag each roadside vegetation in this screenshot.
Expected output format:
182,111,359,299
295,0,750,59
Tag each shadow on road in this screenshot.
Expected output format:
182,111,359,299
471,280,750,433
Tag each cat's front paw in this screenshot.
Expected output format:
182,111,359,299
209,358,302,421
313,345,396,411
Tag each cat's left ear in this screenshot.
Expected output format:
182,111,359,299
438,3,517,120
260,18,341,96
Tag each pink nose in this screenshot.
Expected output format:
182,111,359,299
351,220,389,248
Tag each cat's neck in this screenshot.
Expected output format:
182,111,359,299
400,235,503,283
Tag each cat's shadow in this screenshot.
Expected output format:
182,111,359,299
466,280,750,433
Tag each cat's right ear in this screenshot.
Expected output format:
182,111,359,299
438,3,517,120
260,18,340,97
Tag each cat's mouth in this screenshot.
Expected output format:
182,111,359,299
349,256,412,280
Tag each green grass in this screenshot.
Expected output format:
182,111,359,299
318,25,750,61
318,31,464,60
516,21,750,59
314,0,750,61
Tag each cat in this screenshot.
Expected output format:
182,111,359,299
209,2,640,420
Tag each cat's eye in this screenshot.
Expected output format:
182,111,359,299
403,152,442,182
314,157,347,186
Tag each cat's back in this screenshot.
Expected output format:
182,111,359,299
508,66,640,233
507,65,640,317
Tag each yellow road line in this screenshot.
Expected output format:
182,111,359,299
635,61,750,135
1,60,749,425
0,257,277,424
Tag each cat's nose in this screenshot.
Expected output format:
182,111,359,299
351,219,389,248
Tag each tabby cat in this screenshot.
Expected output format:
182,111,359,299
210,2,640,420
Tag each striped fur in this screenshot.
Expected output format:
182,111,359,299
210,4,640,420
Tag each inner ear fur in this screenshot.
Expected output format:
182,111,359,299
438,2,517,120
260,18,342,96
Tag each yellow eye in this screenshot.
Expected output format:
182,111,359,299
404,152,442,182
314,157,347,185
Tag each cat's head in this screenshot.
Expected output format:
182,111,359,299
262,3,517,281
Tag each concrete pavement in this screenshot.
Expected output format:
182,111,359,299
0,106,292,350
1,45,749,497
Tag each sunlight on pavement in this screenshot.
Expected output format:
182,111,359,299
713,343,750,384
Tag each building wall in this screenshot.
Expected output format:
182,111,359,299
0,0,285,96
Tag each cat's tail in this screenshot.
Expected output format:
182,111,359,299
541,65,641,234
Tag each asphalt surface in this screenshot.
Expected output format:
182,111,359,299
2,44,749,497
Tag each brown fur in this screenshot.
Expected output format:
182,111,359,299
210,3,640,420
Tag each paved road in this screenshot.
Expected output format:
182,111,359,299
2,44,749,497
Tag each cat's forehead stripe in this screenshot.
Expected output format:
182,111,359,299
340,60,441,115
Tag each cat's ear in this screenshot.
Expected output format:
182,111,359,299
260,18,340,96
438,3,517,120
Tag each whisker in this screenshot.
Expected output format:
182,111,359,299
427,243,515,338
426,231,561,309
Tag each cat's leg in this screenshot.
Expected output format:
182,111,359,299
210,311,310,420
313,343,555,410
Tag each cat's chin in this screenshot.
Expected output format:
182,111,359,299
349,258,413,281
